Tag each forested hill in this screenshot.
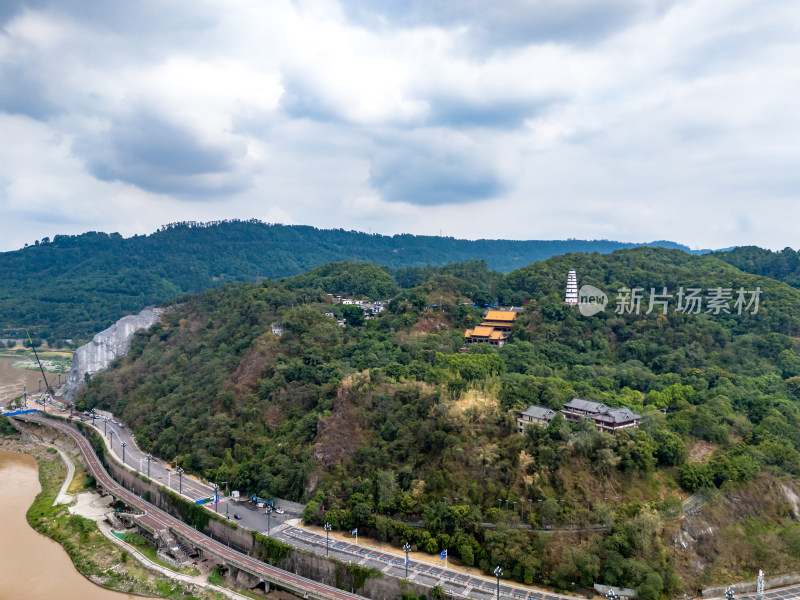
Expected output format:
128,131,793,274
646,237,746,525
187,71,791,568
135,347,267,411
1,220,698,340
80,247,800,596
710,246,800,288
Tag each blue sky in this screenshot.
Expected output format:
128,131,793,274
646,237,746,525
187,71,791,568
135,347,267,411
1,0,798,251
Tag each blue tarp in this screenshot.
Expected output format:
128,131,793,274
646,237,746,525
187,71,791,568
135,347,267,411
4,409,43,416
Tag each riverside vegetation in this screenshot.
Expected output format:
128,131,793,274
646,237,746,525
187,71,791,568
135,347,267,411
75,248,800,598
0,416,225,599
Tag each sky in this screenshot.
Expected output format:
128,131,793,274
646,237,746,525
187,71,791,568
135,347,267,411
1,0,799,252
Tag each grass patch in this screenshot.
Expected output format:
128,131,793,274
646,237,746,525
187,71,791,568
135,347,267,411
122,533,199,575
0,415,18,436
66,465,91,494
207,565,226,585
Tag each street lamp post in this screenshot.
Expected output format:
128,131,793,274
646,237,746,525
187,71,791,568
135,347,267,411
145,454,152,478
214,484,219,514
324,522,332,556
178,467,184,495
267,506,272,536
121,441,127,465
403,543,411,578
103,417,108,436
109,429,114,448
494,566,503,600
91,408,96,426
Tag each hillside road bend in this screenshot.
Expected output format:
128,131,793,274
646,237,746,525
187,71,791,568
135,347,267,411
12,412,367,600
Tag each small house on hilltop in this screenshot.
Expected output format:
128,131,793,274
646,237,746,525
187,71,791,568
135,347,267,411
562,397,641,433
517,405,557,432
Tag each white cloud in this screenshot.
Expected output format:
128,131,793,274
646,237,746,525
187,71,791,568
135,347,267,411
0,0,799,251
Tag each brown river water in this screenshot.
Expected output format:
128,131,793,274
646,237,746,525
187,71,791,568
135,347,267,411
0,359,136,599
0,450,137,600
0,356,62,406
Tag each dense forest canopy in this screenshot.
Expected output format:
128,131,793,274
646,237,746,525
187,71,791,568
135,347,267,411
78,247,800,597
710,246,800,288
0,220,704,340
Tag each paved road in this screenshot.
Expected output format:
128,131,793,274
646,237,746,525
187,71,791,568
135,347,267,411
81,412,211,502
16,413,366,600
278,525,566,600
739,587,800,600
69,411,298,534
52,445,75,506
53,410,584,600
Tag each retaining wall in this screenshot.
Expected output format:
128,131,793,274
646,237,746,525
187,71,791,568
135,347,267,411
32,419,435,600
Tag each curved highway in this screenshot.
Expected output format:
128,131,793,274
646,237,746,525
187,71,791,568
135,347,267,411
16,413,366,600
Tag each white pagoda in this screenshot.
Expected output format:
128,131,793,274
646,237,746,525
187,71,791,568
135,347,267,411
565,269,578,306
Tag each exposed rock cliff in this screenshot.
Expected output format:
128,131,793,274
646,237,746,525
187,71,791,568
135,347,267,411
57,307,166,401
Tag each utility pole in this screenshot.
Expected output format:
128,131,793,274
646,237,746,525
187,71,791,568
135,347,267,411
267,506,272,536
121,441,127,465
403,543,411,578
109,429,114,449
178,467,184,495
494,566,503,600
145,454,151,478
214,484,219,514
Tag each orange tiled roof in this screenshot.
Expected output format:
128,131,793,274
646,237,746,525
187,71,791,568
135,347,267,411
480,321,510,328
484,310,517,322
468,326,495,337
490,330,505,340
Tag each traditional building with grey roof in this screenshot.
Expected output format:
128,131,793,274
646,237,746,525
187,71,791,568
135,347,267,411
562,397,641,433
517,404,558,433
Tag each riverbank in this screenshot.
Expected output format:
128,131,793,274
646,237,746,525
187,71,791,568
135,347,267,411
0,428,223,599
0,421,304,600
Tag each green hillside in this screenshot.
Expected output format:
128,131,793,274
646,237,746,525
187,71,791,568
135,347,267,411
78,248,800,596
710,246,800,288
0,220,697,341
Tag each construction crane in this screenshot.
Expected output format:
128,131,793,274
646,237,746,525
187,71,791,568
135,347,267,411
26,330,54,411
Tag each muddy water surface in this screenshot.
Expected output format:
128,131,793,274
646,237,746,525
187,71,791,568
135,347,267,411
0,450,137,600
0,356,61,406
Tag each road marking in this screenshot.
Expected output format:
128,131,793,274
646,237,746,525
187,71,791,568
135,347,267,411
462,586,472,596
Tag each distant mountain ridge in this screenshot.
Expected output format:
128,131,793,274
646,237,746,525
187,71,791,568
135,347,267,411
0,220,708,340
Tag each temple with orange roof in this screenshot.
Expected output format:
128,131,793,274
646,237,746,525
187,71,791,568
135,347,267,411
464,307,521,347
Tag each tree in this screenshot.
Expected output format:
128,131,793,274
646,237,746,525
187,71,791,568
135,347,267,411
540,498,560,527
